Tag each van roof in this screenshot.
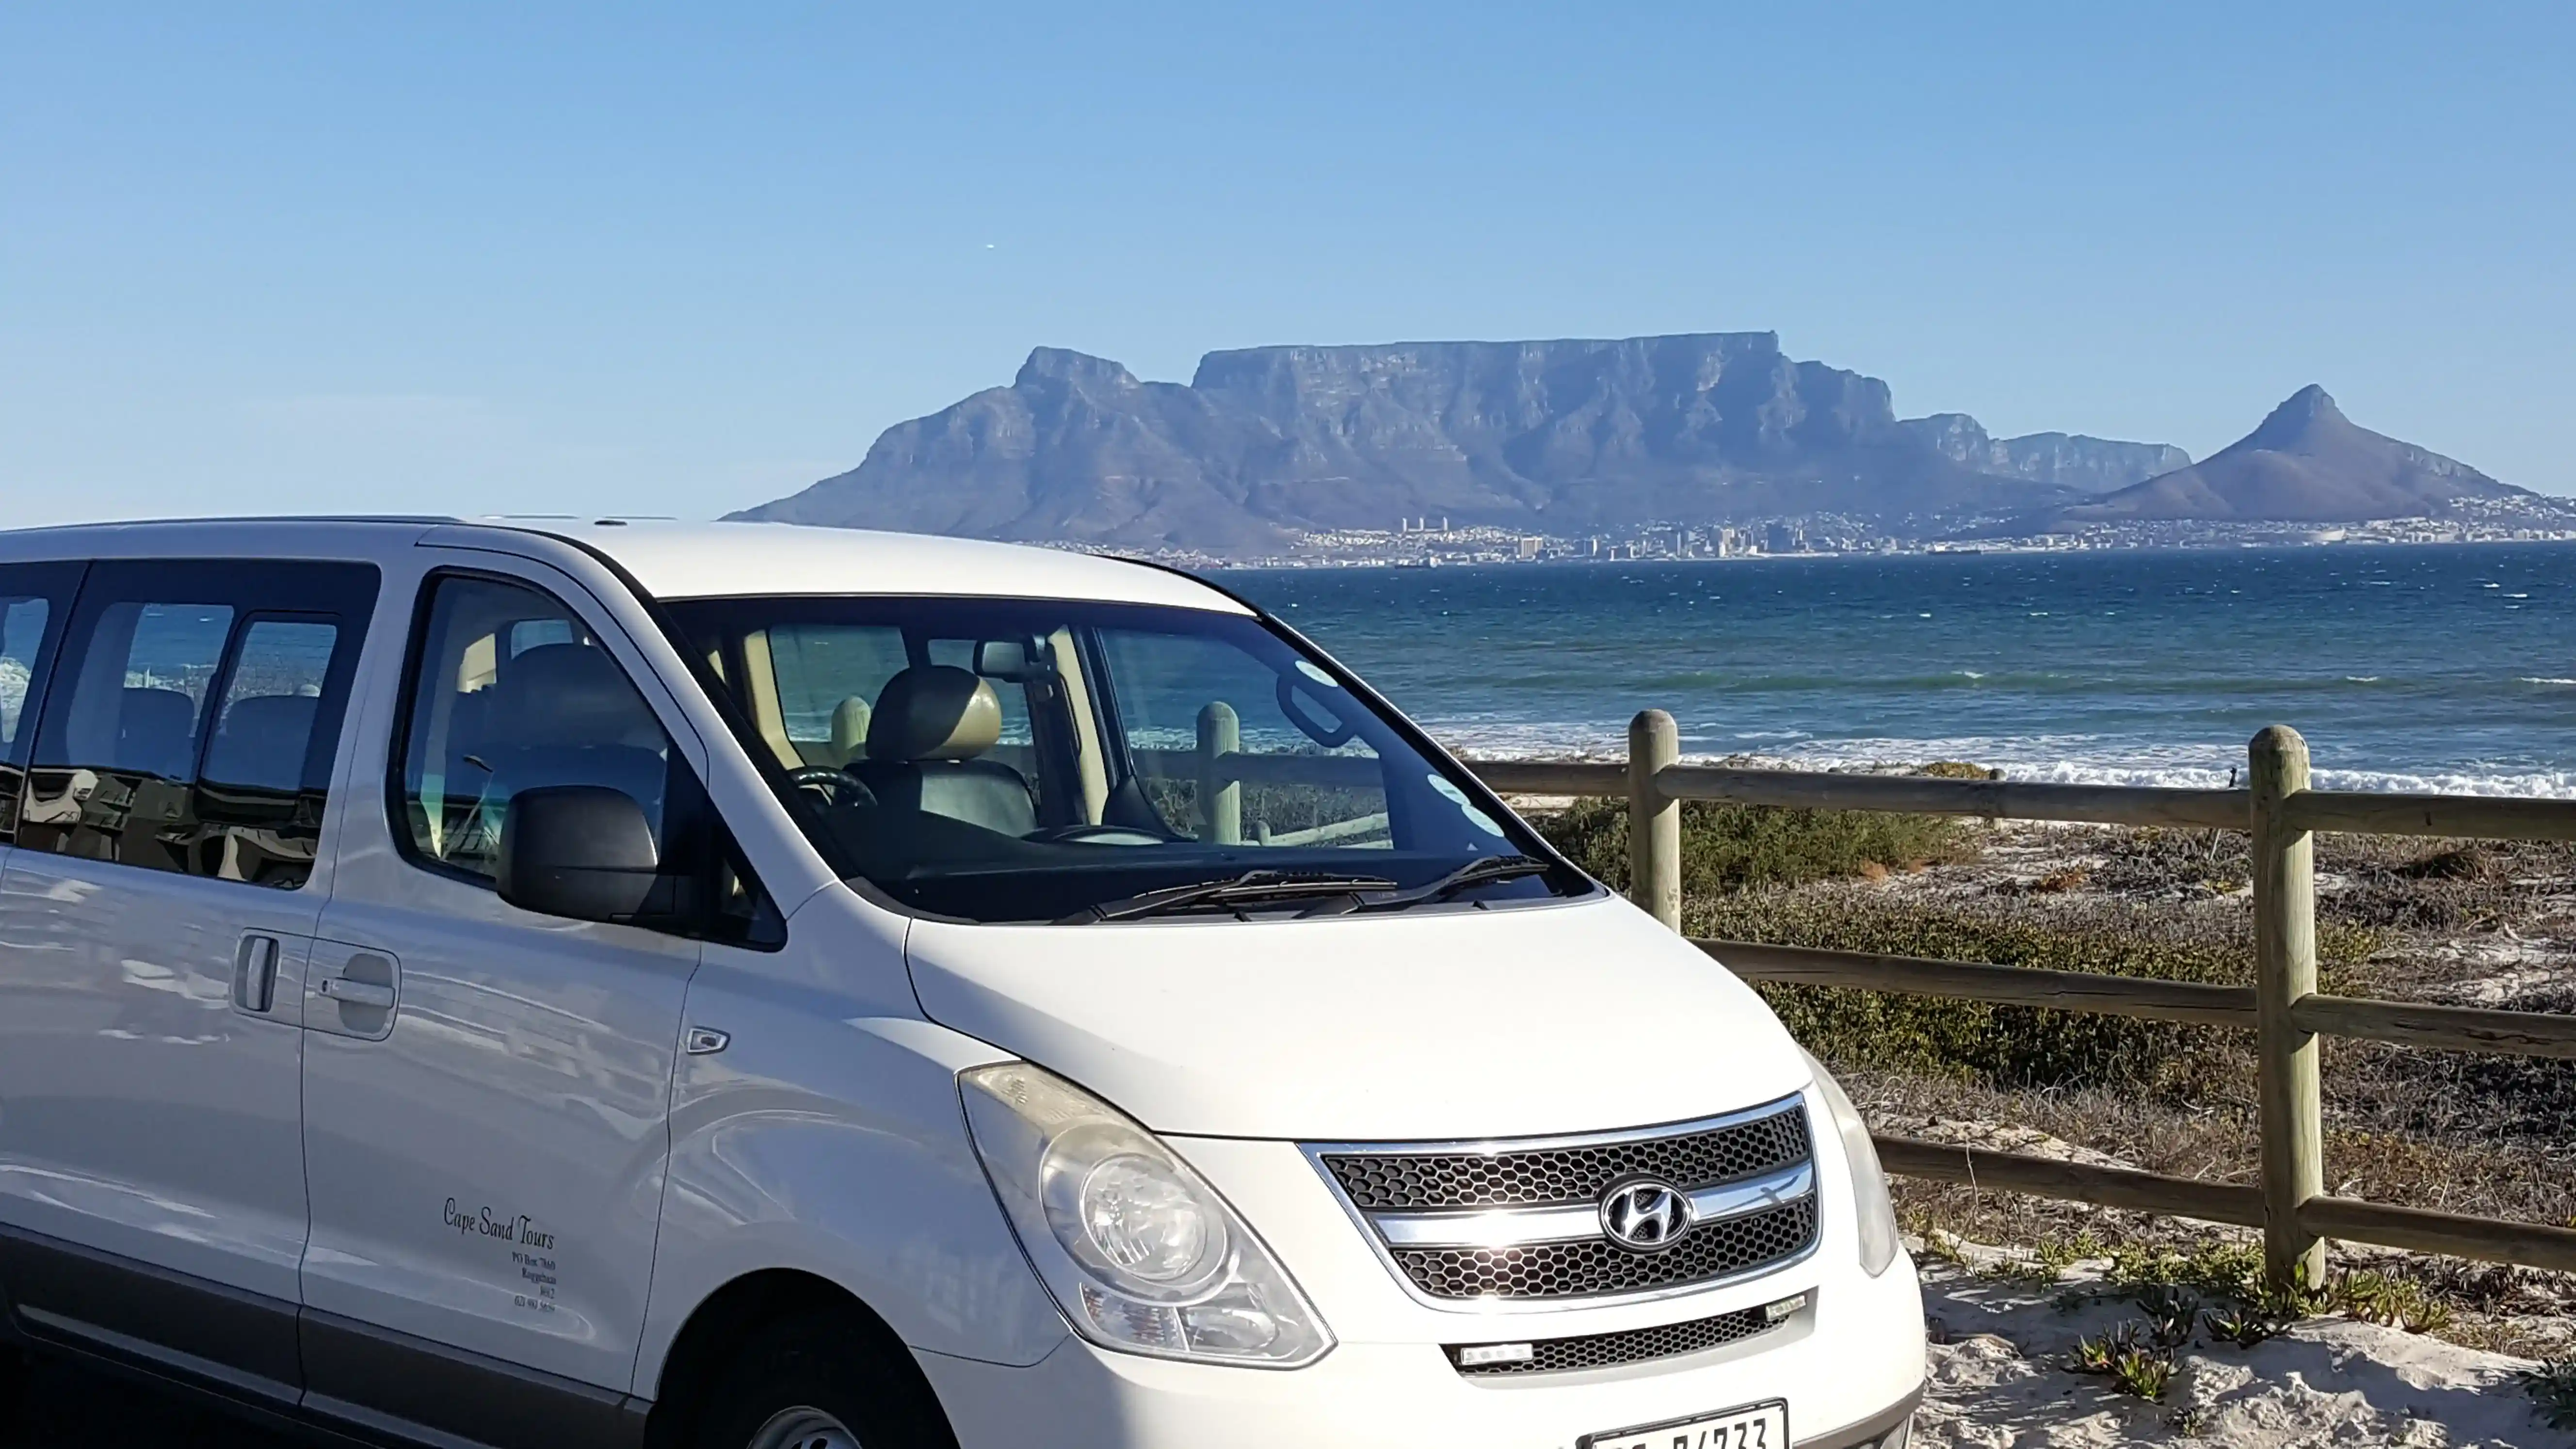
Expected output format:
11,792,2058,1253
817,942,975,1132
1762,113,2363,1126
0,516,1251,613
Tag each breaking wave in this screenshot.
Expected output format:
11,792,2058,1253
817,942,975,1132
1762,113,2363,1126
1437,724,2576,798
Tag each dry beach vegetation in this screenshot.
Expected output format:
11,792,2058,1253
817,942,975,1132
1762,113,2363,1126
1529,791,2576,1440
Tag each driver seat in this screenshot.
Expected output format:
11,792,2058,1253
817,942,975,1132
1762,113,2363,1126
848,666,1037,836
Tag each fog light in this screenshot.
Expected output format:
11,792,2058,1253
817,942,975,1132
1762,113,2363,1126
1454,1341,1535,1368
1764,1291,1810,1323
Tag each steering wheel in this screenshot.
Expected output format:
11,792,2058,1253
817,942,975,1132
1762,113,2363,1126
787,765,876,808
1023,823,1178,846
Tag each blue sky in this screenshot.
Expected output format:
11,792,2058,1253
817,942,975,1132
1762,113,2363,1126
5,3,2570,524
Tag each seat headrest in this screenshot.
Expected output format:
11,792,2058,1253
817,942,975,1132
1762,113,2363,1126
489,643,656,747
203,694,319,790
828,695,873,765
867,666,1001,762
222,693,319,734
116,687,201,777
120,686,198,737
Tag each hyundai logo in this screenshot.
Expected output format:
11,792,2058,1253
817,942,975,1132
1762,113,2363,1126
1599,1177,1693,1253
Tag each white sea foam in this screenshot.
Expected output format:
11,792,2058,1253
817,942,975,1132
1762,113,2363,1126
2524,678,2576,687
1433,723,2576,798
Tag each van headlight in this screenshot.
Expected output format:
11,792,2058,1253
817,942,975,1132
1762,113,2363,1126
962,1062,1333,1368
1804,1051,1901,1277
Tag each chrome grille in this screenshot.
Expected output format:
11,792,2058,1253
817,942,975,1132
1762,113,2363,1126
1323,1105,1810,1210
1393,1198,1817,1300
1306,1095,1821,1307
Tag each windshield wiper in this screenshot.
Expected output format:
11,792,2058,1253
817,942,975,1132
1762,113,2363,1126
1059,869,1402,925
1326,854,1557,915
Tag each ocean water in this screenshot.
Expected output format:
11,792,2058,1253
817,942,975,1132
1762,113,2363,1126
1226,543,2576,797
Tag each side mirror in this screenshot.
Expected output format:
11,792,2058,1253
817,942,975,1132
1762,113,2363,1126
497,785,680,925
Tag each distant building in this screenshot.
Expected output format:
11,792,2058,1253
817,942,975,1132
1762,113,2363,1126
1764,522,1803,554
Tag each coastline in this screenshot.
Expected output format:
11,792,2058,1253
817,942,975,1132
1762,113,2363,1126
1090,530,2576,575
1466,745,2576,801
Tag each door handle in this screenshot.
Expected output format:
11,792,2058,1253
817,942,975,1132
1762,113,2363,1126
307,946,401,1041
233,935,280,1013
317,976,398,1010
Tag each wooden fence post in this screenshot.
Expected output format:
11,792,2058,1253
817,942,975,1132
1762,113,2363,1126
1629,708,1681,931
2250,724,2327,1293
1197,702,1241,844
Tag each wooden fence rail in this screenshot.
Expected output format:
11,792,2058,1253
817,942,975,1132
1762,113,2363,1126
1466,711,2576,1290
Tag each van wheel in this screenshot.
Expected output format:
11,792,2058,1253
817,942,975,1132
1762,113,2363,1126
743,1408,860,1449
694,1311,954,1449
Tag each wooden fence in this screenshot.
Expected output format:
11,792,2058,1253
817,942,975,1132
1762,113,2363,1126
1468,711,2576,1290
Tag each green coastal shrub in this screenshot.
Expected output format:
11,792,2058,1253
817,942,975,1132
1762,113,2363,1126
1535,797,1976,895
1705,891,2247,1096
1700,891,2376,1098
1532,795,2378,1097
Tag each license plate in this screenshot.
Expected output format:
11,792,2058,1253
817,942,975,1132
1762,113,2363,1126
1579,1401,1788,1449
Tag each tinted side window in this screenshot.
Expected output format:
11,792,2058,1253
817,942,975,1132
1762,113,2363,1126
0,562,87,842
396,574,678,886
0,599,56,749
72,602,235,778
204,620,341,792
21,560,378,887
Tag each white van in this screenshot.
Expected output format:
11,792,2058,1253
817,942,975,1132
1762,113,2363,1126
0,518,1922,1449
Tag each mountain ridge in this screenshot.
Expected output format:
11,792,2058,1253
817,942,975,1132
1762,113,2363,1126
730,332,2192,551
2029,385,2531,529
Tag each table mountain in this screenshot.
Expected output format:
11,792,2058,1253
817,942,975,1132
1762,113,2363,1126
2033,386,2530,527
731,334,2189,551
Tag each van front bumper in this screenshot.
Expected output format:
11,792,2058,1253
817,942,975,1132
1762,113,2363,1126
916,1250,1926,1449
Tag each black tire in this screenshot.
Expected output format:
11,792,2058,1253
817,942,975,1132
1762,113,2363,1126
693,1311,956,1449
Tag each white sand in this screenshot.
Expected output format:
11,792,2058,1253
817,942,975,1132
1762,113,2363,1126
1916,1258,2567,1447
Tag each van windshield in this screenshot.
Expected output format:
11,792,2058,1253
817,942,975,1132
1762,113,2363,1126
662,596,1585,923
